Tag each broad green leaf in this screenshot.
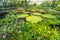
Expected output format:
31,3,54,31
17,14,29,18
39,9,46,12
32,13,41,16
41,14,57,18
26,16,42,23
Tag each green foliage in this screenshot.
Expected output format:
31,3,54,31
40,1,51,9
0,20,59,40
0,0,60,40
55,6,60,11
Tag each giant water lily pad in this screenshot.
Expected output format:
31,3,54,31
32,13,41,16
17,14,29,18
26,16,42,23
41,14,57,18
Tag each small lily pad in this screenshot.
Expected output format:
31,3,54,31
26,16,42,23
32,13,41,16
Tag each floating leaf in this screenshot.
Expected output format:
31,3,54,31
17,14,29,18
41,14,57,18
26,16,42,23
32,13,41,16
39,9,46,12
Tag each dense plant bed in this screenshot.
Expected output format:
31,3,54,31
0,11,60,40
0,0,60,40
